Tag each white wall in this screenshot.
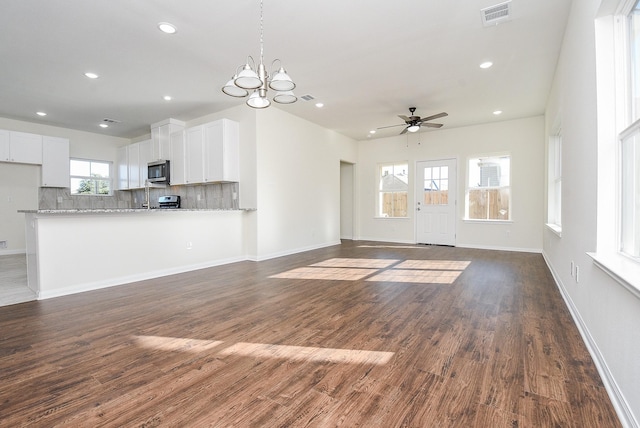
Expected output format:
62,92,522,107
32,211,247,298
254,107,357,260
543,0,640,425
357,116,545,252
0,117,128,253
0,163,39,253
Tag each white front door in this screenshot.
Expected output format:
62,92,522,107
415,159,457,246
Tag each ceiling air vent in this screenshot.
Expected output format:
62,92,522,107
102,118,121,124
301,95,315,101
481,1,512,27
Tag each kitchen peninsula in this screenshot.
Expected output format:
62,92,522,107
21,207,255,300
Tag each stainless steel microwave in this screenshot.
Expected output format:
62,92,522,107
147,160,170,184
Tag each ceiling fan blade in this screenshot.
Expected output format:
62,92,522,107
397,115,410,121
422,122,443,128
399,127,409,135
419,112,448,122
377,123,407,130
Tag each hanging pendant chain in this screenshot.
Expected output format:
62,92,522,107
259,0,264,65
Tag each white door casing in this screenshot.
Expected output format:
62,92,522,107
416,159,457,245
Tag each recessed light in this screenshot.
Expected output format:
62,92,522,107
369,130,376,134
480,61,493,69
163,95,172,101
493,110,503,115
84,72,99,79
158,22,177,34
315,102,324,108
99,123,109,128
36,111,47,116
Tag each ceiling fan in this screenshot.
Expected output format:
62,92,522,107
378,107,448,135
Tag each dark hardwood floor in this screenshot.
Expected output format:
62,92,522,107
0,241,621,427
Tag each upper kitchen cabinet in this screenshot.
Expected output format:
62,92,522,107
138,139,152,184
204,119,239,183
169,130,186,186
151,118,185,161
41,136,70,187
116,145,128,190
185,119,239,185
1,131,43,164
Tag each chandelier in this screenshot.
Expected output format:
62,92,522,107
221,0,296,109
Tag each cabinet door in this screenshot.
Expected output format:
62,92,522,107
9,131,42,164
116,146,129,190
185,126,204,184
138,139,152,183
170,130,186,185
41,136,70,187
203,121,224,182
0,130,9,162
203,119,239,182
128,143,140,188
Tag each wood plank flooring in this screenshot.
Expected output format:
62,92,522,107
0,241,621,427
0,254,36,307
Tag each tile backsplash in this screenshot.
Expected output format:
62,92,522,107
39,182,239,210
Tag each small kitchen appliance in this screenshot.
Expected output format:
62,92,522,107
158,195,180,209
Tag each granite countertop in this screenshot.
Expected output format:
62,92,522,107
19,208,256,214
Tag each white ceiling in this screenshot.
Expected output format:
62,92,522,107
0,0,572,141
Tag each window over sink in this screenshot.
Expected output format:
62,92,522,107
70,158,112,195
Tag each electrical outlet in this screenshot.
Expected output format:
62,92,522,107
197,194,201,201
575,266,580,283
57,196,63,203
186,241,193,250
571,261,574,276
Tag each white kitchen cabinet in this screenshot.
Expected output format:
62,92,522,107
170,130,186,185
151,118,185,161
116,146,129,190
203,119,239,182
0,130,9,161
138,139,152,184
184,119,239,185
2,131,43,164
41,136,69,187
185,125,204,184
128,143,140,189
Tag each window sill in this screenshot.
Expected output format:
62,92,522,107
374,216,410,220
546,223,562,237
587,252,640,299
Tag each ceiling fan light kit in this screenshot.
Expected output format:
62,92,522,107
377,107,448,135
221,0,297,109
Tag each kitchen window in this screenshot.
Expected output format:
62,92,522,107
377,162,408,217
70,158,112,195
465,154,511,221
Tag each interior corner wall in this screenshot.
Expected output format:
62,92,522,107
543,0,640,425
253,108,357,260
0,117,130,254
356,116,544,252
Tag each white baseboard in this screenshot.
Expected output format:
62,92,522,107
0,248,26,256
456,243,542,253
542,251,638,428
250,240,341,262
38,255,247,300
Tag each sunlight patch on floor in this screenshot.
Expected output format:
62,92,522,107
133,336,394,365
269,267,379,281
134,335,223,353
218,342,394,365
395,260,471,270
366,269,462,284
310,258,399,268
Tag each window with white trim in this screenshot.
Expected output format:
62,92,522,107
547,128,562,232
70,158,112,195
620,0,640,259
377,162,408,217
465,155,511,221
